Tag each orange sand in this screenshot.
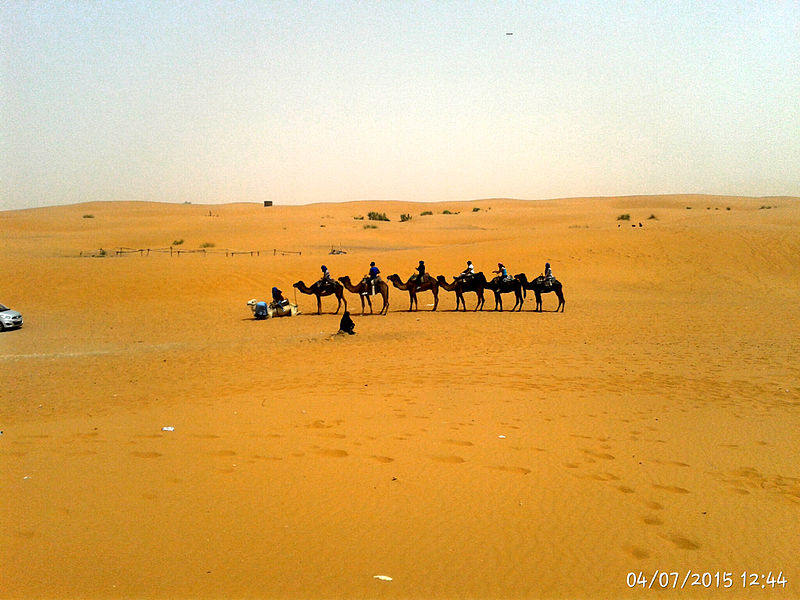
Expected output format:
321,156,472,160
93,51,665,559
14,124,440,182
1,196,798,599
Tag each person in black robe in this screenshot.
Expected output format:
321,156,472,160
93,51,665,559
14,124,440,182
339,310,355,335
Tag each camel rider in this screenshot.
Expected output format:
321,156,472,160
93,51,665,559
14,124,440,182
455,260,474,281
414,260,428,285
543,262,554,287
366,261,380,296
493,262,510,282
272,286,287,307
319,265,333,289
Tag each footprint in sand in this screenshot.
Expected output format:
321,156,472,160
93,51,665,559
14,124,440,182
624,545,651,559
131,451,162,458
581,448,616,460
640,499,665,510
431,455,466,464
660,533,700,550
489,465,531,475
444,439,474,447
370,456,394,463
617,485,636,494
315,448,349,458
643,515,663,526
211,450,237,457
652,484,690,494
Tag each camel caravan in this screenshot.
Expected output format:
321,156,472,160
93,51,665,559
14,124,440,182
249,261,564,318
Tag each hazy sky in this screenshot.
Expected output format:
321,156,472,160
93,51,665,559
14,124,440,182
2,1,799,210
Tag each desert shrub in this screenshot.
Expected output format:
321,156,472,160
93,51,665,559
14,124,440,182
172,239,184,246
363,224,378,229
726,207,731,211
616,213,631,221
647,214,657,220
200,242,215,248
82,214,94,219
442,210,453,215
400,213,412,222
367,211,389,221
353,215,364,220
420,210,433,216
472,207,480,212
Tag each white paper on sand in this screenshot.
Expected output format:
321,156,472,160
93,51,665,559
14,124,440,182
373,575,393,582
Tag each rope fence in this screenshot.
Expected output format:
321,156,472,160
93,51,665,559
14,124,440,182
79,247,303,257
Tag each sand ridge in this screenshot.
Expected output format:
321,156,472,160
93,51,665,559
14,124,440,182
1,195,798,598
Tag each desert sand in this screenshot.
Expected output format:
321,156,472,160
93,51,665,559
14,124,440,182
1,195,798,599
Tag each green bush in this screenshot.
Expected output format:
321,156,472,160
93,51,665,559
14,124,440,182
353,215,364,220
172,239,184,246
367,211,389,221
472,207,480,212
420,210,433,216
442,210,453,215
363,224,378,229
616,213,631,221
200,242,215,248
82,214,94,219
400,213,412,222
647,214,657,220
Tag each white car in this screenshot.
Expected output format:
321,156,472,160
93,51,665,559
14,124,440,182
0,303,23,330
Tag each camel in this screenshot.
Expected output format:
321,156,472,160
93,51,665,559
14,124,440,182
387,274,439,311
247,298,299,318
484,276,525,311
436,273,486,311
338,275,390,315
514,273,565,312
292,280,347,315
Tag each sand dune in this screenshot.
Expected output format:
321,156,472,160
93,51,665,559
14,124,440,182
1,195,798,598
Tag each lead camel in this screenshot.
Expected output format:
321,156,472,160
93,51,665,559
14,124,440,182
292,280,347,315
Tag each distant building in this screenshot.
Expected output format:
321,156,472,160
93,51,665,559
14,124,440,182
263,201,273,207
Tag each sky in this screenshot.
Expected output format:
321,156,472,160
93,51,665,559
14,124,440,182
2,1,799,210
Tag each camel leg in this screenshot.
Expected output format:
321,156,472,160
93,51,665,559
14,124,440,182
316,295,322,315
360,295,366,316
432,289,438,311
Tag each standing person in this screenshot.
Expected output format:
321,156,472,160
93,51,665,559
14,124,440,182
455,260,475,281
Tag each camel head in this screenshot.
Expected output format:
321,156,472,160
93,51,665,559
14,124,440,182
514,273,528,284
337,275,350,284
247,298,258,312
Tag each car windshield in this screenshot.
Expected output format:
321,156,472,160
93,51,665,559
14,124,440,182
0,304,8,311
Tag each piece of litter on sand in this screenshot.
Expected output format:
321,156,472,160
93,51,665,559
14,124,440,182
161,426,175,432
373,575,393,582
498,435,506,439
